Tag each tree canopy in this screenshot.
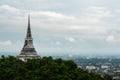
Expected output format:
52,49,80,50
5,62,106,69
0,56,112,80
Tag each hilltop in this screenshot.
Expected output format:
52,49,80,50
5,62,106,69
0,56,112,80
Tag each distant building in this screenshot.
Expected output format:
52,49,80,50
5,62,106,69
86,66,96,70
113,76,120,80
101,65,109,69
17,15,40,61
114,70,120,77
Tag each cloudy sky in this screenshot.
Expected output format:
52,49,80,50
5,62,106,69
0,0,120,56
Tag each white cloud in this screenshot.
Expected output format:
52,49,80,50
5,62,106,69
31,11,75,20
105,35,115,43
76,6,112,24
0,40,12,46
65,36,76,43
0,5,20,14
85,6,111,18
0,40,23,52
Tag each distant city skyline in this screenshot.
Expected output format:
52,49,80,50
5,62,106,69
0,0,120,56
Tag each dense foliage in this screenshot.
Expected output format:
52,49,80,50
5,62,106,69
0,56,112,80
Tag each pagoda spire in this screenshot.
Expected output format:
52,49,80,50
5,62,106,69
26,14,32,38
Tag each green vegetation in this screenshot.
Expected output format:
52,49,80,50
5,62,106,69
0,56,112,80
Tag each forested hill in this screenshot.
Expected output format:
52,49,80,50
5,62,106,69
0,56,112,80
